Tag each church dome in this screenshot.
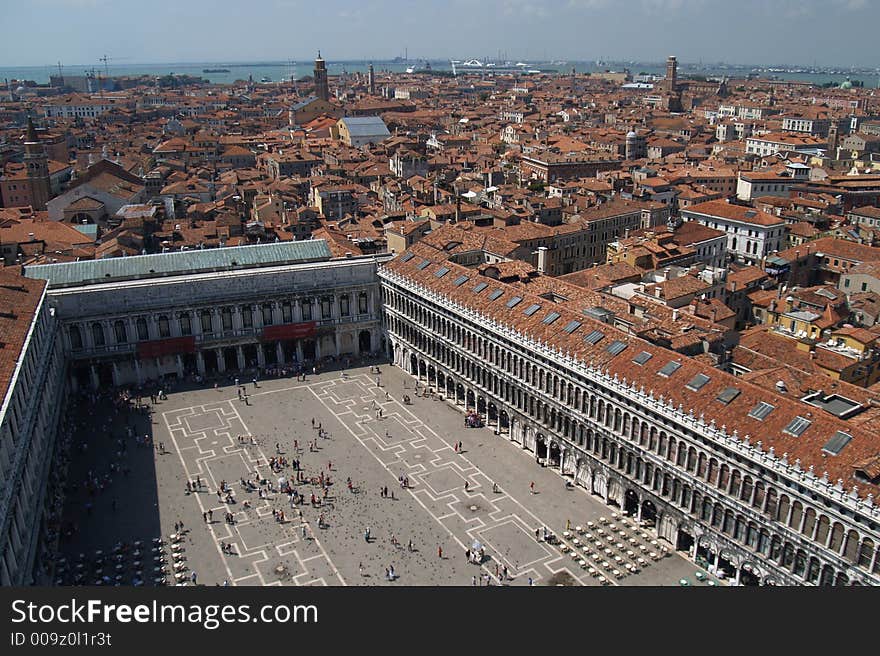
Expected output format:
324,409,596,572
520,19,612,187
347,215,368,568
626,131,638,139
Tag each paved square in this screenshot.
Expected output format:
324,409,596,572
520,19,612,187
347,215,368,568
55,363,723,588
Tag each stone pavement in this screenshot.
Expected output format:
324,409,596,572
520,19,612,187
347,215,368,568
57,363,721,588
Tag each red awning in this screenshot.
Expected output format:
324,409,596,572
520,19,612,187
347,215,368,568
136,336,196,359
262,321,317,341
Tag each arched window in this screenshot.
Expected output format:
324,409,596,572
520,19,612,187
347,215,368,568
69,325,83,350
158,315,170,338
858,538,875,570
91,322,105,347
136,317,149,341
114,320,127,343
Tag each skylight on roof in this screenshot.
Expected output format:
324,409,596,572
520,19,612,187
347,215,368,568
400,252,415,262
584,330,605,345
748,401,775,420
523,303,542,316
632,351,653,366
434,266,450,278
488,289,504,301
506,296,523,308
453,275,469,287
416,259,430,270
716,387,741,405
562,320,581,334
686,373,710,391
473,282,488,293
783,416,812,437
606,340,627,356
658,361,682,377
822,431,852,456
542,312,561,325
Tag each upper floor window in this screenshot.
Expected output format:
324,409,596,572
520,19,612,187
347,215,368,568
69,325,83,350
136,317,149,341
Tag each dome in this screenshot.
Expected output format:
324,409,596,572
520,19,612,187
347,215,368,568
840,78,853,89
15,86,25,94
626,131,638,139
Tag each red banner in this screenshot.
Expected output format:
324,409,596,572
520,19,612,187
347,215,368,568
136,336,196,359
262,321,317,341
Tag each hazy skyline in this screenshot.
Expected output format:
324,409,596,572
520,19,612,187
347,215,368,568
3,0,878,68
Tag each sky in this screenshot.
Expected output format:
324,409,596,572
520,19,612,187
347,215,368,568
2,0,878,67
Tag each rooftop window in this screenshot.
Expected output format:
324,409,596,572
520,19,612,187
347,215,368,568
453,275,469,287
686,373,711,391
632,351,653,366
562,320,581,334
488,289,504,301
658,361,682,377
434,266,450,278
473,282,489,293
716,387,741,405
542,312,561,325
783,416,811,437
822,431,852,456
506,296,523,308
748,401,775,420
523,304,542,316
416,259,430,270
400,252,415,262
606,340,627,356
584,330,605,345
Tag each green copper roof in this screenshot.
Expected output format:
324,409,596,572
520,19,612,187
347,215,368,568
25,240,332,288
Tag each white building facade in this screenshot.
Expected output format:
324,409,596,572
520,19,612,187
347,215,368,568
0,280,67,585
380,251,880,586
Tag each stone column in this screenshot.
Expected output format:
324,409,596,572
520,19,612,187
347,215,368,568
256,344,266,368
216,349,226,373
334,331,341,357
196,351,206,375
236,346,246,370
315,339,322,360
89,365,100,389
176,355,184,378
134,359,143,385
276,342,285,364
559,446,566,475
691,536,699,561
296,340,304,363
111,362,121,387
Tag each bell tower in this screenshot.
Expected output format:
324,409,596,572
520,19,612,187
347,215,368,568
314,51,329,102
23,115,50,210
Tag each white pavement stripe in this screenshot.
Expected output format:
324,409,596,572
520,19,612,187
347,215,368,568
223,399,347,587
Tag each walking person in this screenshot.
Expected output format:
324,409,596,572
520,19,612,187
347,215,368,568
530,481,535,494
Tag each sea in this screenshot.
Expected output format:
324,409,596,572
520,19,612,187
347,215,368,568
1,60,877,87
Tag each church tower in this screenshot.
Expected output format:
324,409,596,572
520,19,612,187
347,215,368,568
368,62,375,95
314,51,330,102
664,55,678,93
23,115,50,211
827,122,839,160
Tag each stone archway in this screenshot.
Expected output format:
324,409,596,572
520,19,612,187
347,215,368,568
624,489,640,516
358,330,372,354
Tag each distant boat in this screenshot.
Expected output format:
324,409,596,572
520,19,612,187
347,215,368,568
405,66,415,74
260,76,271,83
203,68,231,73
